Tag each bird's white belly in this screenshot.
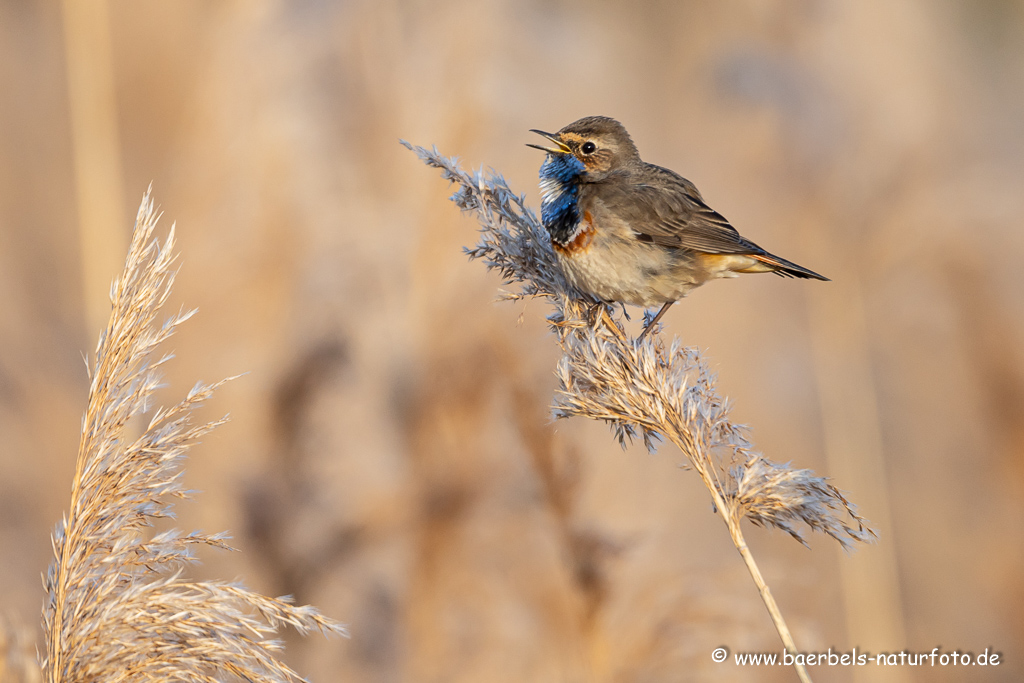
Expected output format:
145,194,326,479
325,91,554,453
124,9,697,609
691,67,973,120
556,239,700,307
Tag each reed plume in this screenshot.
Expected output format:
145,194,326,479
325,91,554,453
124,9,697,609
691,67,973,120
42,190,346,683
405,142,875,683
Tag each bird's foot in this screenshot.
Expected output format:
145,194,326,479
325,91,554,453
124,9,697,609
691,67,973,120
637,302,674,342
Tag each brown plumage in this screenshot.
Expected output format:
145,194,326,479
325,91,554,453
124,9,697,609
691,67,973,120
528,116,827,339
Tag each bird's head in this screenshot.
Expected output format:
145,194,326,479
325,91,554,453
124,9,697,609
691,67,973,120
528,116,640,180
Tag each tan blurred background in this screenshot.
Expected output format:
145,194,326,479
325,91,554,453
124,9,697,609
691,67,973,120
2,1,1023,681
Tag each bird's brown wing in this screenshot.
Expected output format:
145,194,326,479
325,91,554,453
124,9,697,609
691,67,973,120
617,164,761,255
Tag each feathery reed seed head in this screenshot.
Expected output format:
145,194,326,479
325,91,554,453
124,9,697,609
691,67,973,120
42,190,346,683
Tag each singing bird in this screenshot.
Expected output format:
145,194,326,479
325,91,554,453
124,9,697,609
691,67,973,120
528,116,827,339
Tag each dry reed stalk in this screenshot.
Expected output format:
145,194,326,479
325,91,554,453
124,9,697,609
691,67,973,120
405,142,876,683
42,190,346,683
60,0,127,337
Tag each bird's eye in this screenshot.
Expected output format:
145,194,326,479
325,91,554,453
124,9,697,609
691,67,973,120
581,141,597,155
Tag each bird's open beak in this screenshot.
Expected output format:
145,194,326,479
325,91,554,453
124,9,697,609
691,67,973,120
526,129,571,154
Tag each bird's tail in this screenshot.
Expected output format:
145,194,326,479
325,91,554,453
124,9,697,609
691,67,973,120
748,252,830,281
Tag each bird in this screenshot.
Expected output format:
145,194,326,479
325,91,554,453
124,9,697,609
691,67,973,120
527,116,828,340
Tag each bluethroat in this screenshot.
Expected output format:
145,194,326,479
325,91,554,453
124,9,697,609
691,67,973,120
528,116,828,340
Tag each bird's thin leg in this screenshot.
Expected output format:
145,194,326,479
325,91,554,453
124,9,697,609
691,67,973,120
638,302,673,342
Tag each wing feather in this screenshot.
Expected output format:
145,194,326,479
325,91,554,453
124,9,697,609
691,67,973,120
580,164,828,280
615,165,762,255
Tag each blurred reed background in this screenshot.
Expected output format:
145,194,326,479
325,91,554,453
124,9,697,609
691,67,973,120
1,1,1022,681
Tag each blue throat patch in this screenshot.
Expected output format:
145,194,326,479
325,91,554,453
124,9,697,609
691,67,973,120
538,153,585,245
